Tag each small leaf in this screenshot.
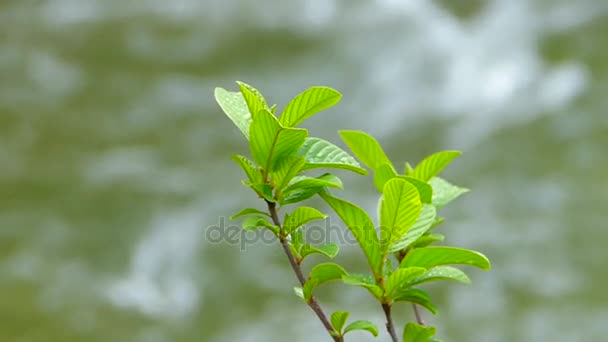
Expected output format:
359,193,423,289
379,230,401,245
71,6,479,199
319,191,382,277
401,246,491,270
389,205,437,253
272,156,307,192
283,173,343,195
407,266,471,287
283,207,327,235
429,177,469,208
330,311,350,333
401,176,433,204
374,163,398,193
385,267,427,297
249,109,308,174
215,87,252,139
294,287,304,300
279,87,342,127
393,288,437,314
339,130,393,171
230,208,270,220
303,263,347,301
411,151,461,182
232,155,262,184
241,216,279,235
411,233,445,248
297,137,367,175
301,243,340,260
342,274,383,299
405,162,414,175
247,183,275,202
403,322,437,342
280,187,322,205
431,217,445,229
380,178,423,257
291,229,304,253
344,320,379,337
236,81,268,120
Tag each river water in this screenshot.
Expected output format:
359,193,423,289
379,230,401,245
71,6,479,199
1,0,607,341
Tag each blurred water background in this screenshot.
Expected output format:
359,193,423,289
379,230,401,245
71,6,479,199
1,0,607,341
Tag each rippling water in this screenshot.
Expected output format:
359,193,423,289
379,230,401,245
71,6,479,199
1,0,607,341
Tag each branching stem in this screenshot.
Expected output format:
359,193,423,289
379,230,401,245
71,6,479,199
266,201,342,342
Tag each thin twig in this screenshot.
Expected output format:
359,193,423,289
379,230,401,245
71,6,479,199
382,303,399,342
412,303,425,326
266,201,343,342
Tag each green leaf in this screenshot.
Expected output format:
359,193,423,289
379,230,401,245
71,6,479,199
272,156,306,192
385,267,427,297
401,246,491,270
403,322,436,342
232,155,262,184
411,233,445,248
411,151,461,182
303,263,347,301
241,216,279,235
319,191,382,276
344,320,379,337
374,163,398,193
283,173,343,195
339,130,393,171
283,207,327,235
389,205,437,252
330,311,350,333
247,183,275,202
249,109,308,174
405,162,414,175
236,81,268,120
280,187,322,205
230,208,270,220
291,229,304,253
393,288,437,314
429,177,469,208
407,266,471,287
342,273,383,299
279,87,342,127
300,243,340,260
297,137,367,175
380,178,423,257
214,87,252,139
401,176,433,204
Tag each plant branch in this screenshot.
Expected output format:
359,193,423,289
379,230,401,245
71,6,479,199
412,303,425,326
266,201,342,342
382,303,399,342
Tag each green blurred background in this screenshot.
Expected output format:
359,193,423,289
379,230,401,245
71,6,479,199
1,0,607,341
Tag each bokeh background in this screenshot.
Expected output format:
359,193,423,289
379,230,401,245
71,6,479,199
1,0,607,341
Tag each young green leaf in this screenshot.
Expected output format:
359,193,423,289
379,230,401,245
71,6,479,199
411,151,462,182
393,288,437,314
215,87,252,139
344,320,379,337
283,174,343,194
242,216,279,235
249,109,308,175
300,243,340,260
232,155,262,184
303,263,347,301
403,322,437,342
400,246,491,270
405,162,414,175
384,267,427,297
339,130,393,171
380,178,423,257
283,207,327,235
401,176,433,204
411,233,445,249
297,137,367,175
330,311,350,333
319,191,382,276
246,183,275,202
280,187,323,206
230,207,270,220
374,163,398,193
291,229,304,254
389,205,437,253
342,273,383,299
429,177,469,208
272,156,307,192
236,81,268,120
279,87,342,127
407,266,471,287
